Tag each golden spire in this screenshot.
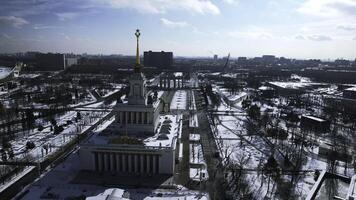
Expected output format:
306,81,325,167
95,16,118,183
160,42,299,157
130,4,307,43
134,29,141,72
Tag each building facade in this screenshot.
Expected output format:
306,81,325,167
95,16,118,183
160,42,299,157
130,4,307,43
143,51,173,69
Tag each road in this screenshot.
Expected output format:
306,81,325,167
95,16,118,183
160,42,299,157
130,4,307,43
194,89,228,200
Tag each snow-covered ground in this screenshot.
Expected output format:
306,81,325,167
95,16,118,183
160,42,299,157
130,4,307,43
189,134,200,142
19,148,209,200
0,102,112,193
170,90,187,111
189,167,208,182
189,143,205,165
0,66,13,79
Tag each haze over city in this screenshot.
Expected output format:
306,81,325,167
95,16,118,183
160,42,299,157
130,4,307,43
1,0,356,59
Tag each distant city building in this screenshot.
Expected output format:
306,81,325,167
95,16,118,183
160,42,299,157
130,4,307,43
64,56,78,68
335,59,350,66
305,59,321,67
279,57,291,65
213,54,218,60
300,115,330,133
262,55,276,64
343,87,356,99
143,51,173,69
252,57,263,64
258,86,275,98
35,53,65,71
237,57,247,65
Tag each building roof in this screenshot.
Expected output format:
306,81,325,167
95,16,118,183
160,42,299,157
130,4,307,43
302,115,326,122
86,188,129,200
258,86,274,91
268,81,326,90
85,114,181,149
345,87,356,92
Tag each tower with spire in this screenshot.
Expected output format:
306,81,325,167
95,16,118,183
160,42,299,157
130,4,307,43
127,29,147,105
113,29,159,135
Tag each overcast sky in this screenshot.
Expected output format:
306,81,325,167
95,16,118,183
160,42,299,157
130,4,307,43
0,0,356,60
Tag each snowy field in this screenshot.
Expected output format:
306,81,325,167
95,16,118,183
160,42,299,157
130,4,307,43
0,102,113,193
210,82,356,199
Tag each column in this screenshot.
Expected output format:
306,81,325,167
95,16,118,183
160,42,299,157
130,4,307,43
152,155,156,174
97,153,102,171
134,154,138,173
106,153,111,171
110,153,115,172
94,152,99,171
145,112,149,124
120,112,123,124
121,154,126,172
160,78,162,88
146,154,150,173
125,111,128,125
131,112,134,124
128,154,132,173
168,78,171,88
136,112,139,124
156,155,159,173
116,154,121,172
103,153,108,171
173,78,176,88
140,154,144,173
141,112,147,124
101,153,105,172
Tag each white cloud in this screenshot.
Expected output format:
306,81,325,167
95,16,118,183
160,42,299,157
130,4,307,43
337,24,356,31
2,33,12,39
33,24,63,30
222,0,239,5
160,18,189,28
298,0,356,18
92,0,220,15
307,34,332,41
56,12,79,21
294,34,333,41
0,16,29,28
295,35,305,40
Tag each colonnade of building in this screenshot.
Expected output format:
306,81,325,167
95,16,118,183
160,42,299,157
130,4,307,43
93,152,160,174
117,111,153,125
159,77,184,89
